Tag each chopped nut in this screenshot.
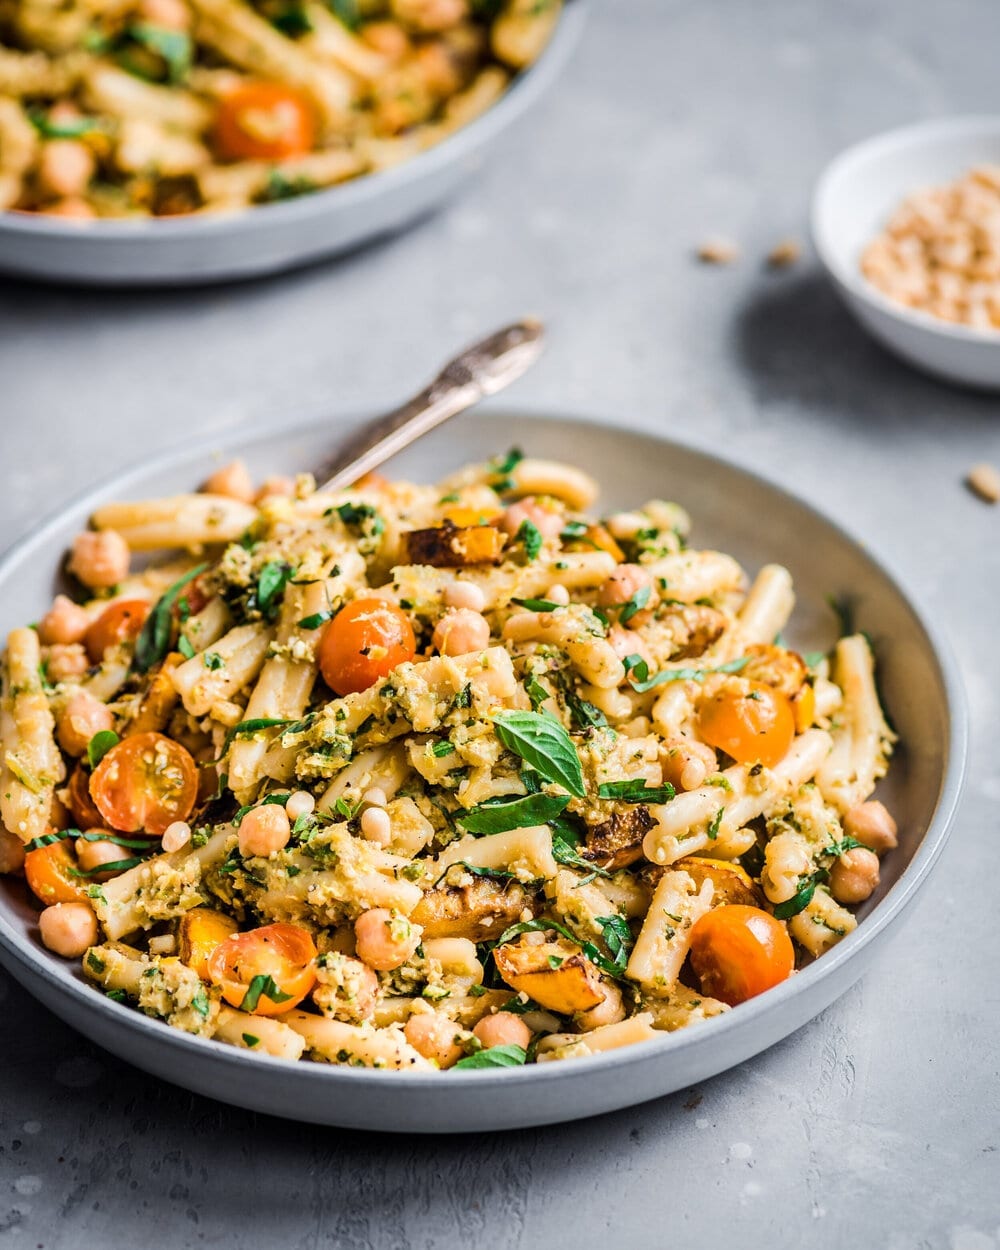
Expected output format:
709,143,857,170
967,461,1000,503
767,238,801,268
697,237,740,265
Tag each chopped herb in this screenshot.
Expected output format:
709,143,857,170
596,914,633,974
436,861,523,888
705,775,733,792
242,1032,260,1047
517,519,543,562
494,917,629,980
86,950,106,974
558,675,608,731
333,797,355,820
255,561,295,623
706,808,724,840
803,650,826,669
329,502,385,537
203,651,225,670
133,563,208,673
126,22,192,83
547,954,564,969
105,988,127,1003
550,817,610,878
822,835,872,857
487,447,523,492
624,654,750,693
239,974,293,1013
468,983,489,997
827,594,854,637
177,635,196,660
451,683,473,710
218,717,297,758
459,792,570,835
560,519,589,542
453,1044,527,1069
86,884,107,902
618,584,651,624
191,988,211,1019
773,869,827,920
29,110,105,140
597,779,675,804
524,675,551,710
512,597,561,612
431,740,456,758
329,0,361,28
492,711,585,798
297,610,333,629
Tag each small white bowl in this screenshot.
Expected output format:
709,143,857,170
812,115,1000,389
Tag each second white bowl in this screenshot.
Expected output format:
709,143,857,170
812,115,1000,389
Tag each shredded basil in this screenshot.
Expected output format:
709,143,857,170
597,779,675,804
624,654,749,693
618,584,651,624
773,869,828,919
133,563,208,673
516,520,543,562
239,974,293,1013
297,610,333,629
512,597,561,612
255,561,295,623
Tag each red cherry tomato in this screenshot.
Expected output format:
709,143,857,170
318,599,417,696
689,904,795,1006
89,732,197,835
698,681,795,768
84,598,150,664
206,922,317,1015
212,83,315,162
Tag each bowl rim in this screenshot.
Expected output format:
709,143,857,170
0,1,586,243
0,405,970,1093
811,112,1000,346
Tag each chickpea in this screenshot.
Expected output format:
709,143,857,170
830,847,880,905
74,836,125,874
354,907,421,971
138,0,190,28
238,804,291,858
660,737,718,792
360,806,392,845
844,800,898,853
203,458,254,503
285,790,315,822
68,530,130,590
161,820,192,853
57,689,113,757
442,581,486,612
499,497,563,540
404,1011,465,1068
254,476,293,504
38,595,90,646
361,21,411,61
597,563,653,609
472,1011,531,1052
43,198,95,220
432,608,491,657
38,140,95,199
38,901,98,958
0,827,26,875
575,982,625,1031
46,643,89,682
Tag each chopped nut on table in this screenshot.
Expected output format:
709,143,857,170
697,237,741,265
767,238,802,268
967,461,1000,504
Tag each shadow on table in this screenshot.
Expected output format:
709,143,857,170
734,270,1000,432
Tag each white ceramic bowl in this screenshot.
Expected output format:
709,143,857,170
812,115,1000,388
0,409,967,1132
0,4,585,288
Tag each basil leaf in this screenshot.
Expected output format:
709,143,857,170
618,583,650,624
459,792,570,835
773,869,827,919
626,655,750,694
516,520,543,562
512,597,561,612
492,711,585,798
596,914,633,974
329,502,384,537
297,610,332,629
597,779,675,804
133,563,208,673
239,973,293,1013
454,1044,527,1070
486,447,523,492
255,561,294,623
822,835,872,856
128,22,192,83
560,519,588,542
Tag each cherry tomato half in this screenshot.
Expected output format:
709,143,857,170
24,839,87,906
689,904,795,1006
212,83,315,162
698,681,795,768
319,599,417,696
206,922,317,1015
84,598,150,665
89,731,197,835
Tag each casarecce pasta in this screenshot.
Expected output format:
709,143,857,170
0,0,561,218
0,448,900,1071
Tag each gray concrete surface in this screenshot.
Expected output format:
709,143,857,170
2,1,999,1246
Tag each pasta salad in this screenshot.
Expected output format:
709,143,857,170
0,0,560,219
0,450,899,1071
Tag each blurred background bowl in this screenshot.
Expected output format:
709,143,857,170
812,115,1000,389
0,1,586,289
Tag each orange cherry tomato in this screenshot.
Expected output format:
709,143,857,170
212,83,315,162
84,598,150,665
206,922,317,1015
689,904,795,1006
698,681,795,768
89,731,197,835
318,599,417,696
24,839,87,905
67,763,105,829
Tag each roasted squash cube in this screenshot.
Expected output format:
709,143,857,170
494,936,604,1014
178,907,238,980
402,522,506,568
